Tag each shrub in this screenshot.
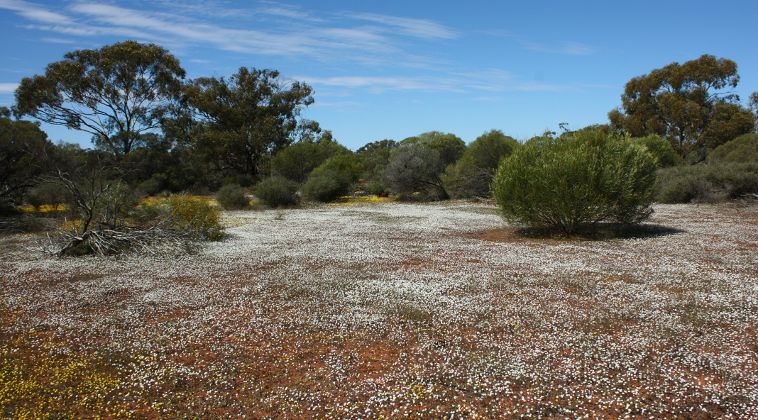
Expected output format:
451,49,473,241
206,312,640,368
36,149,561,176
133,195,223,241
384,144,447,200
708,133,758,164
254,176,299,207
634,135,681,167
400,131,465,166
26,181,70,211
655,162,758,203
164,195,223,240
216,183,249,210
271,139,350,183
302,154,363,202
302,173,343,202
97,181,138,228
356,139,398,196
493,130,657,234
443,130,519,198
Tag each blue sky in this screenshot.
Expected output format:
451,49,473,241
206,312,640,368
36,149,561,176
1,0,756,149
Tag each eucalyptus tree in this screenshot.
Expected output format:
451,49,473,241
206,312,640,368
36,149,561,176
15,41,186,157
608,54,755,156
185,67,315,179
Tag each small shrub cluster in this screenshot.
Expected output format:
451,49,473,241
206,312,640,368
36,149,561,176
493,130,657,234
254,176,299,207
160,195,224,241
654,163,758,203
271,139,350,183
302,154,363,202
443,130,519,198
216,183,249,210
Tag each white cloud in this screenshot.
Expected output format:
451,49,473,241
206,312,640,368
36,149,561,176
0,0,455,65
0,83,18,94
0,0,73,24
299,69,606,96
521,40,594,56
348,12,457,39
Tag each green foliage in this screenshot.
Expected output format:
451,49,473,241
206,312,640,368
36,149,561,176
185,67,315,178
270,137,350,183
609,54,755,156
302,154,363,202
97,181,138,229
216,184,249,210
154,195,224,240
14,41,185,157
443,130,519,198
655,163,758,203
634,135,681,167
356,139,397,195
493,130,657,234
254,176,299,207
26,182,66,210
401,131,465,166
384,144,447,200
708,133,758,163
0,116,54,205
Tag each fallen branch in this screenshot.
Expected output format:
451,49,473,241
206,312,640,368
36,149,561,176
43,222,198,257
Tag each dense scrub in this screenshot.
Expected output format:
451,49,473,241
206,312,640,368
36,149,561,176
655,162,758,203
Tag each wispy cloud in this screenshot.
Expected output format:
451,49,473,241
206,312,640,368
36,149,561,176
521,40,593,56
298,69,601,96
40,36,77,44
297,75,462,93
0,83,18,94
0,0,73,24
481,29,594,56
0,0,455,65
348,12,457,39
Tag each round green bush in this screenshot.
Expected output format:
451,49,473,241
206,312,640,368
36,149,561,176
302,172,344,202
709,133,758,164
493,130,657,234
216,183,249,210
270,140,350,183
302,154,363,202
254,176,299,207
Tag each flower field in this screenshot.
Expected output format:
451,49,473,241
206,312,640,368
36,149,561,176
1,201,757,417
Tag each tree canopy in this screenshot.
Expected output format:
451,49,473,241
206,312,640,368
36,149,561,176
185,67,315,178
0,116,55,206
15,41,186,157
608,54,755,157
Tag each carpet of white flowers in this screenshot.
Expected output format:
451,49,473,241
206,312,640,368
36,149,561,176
1,201,757,417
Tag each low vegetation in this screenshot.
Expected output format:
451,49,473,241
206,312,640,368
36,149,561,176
655,162,758,203
709,133,758,163
216,183,249,210
493,130,657,234
254,176,299,207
